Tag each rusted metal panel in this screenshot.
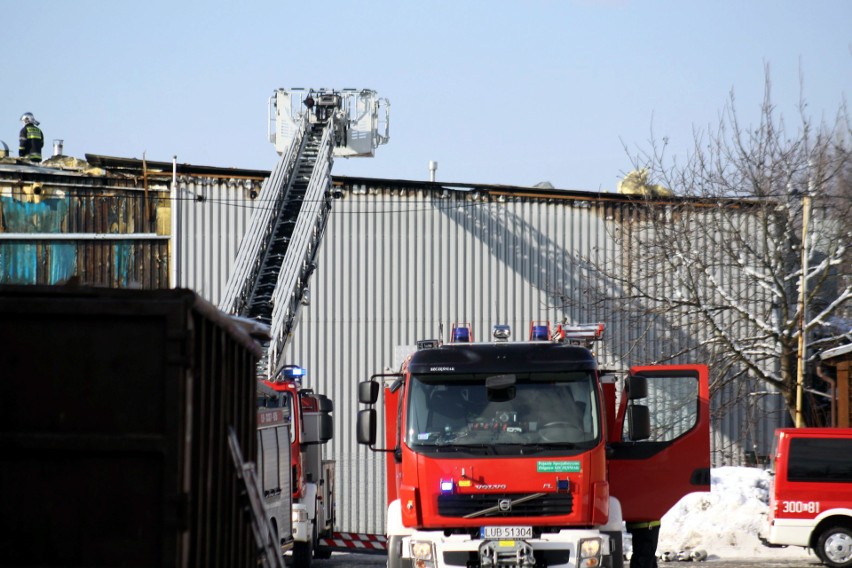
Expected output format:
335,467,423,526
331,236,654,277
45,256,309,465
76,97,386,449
0,172,171,287
0,237,169,287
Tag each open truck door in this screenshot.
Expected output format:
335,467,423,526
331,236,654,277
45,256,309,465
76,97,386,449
608,364,710,522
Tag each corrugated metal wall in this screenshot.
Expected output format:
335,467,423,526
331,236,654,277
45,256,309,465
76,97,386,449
173,176,262,303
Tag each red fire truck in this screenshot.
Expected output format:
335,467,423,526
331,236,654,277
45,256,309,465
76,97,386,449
357,322,710,568
258,365,336,567
764,428,852,568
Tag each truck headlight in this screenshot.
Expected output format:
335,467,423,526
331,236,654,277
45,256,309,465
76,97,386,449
579,537,602,563
410,540,435,567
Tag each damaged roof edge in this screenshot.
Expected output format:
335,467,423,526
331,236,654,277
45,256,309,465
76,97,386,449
5,153,769,208
85,154,270,180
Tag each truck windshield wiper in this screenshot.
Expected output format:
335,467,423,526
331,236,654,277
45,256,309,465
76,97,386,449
483,443,578,454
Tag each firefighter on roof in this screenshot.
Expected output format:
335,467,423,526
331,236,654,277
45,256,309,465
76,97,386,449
19,112,44,163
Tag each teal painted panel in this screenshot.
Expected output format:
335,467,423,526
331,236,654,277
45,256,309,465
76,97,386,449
1,196,72,284
113,242,134,288
1,196,69,232
0,242,38,284
48,243,77,284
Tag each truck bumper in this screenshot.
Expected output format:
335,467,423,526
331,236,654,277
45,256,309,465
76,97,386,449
395,529,612,568
766,519,812,548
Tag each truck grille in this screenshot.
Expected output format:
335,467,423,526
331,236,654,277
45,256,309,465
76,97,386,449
437,492,573,518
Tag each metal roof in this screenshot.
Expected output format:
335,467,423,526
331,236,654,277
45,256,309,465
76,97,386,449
822,343,852,361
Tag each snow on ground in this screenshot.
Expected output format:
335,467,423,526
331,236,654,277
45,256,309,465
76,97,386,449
652,466,815,561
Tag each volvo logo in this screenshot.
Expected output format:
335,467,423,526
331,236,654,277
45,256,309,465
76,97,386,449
498,499,512,512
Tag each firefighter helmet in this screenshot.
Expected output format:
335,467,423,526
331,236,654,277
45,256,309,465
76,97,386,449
20,112,38,125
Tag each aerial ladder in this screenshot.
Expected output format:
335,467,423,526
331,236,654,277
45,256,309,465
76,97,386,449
220,88,388,567
220,88,389,379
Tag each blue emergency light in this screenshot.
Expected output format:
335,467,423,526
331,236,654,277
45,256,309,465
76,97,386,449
451,324,472,343
440,480,454,493
279,365,307,380
531,324,549,341
453,328,470,342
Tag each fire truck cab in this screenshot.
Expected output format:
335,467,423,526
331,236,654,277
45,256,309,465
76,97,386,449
357,322,710,568
764,428,852,568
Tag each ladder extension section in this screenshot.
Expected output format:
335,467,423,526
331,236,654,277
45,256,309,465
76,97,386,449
220,116,335,378
266,123,335,375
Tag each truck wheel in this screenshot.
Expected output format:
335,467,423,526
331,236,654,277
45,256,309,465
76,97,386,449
817,526,852,568
313,547,332,560
387,535,411,568
292,539,313,568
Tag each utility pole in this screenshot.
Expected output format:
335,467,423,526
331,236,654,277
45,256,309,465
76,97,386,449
795,192,812,428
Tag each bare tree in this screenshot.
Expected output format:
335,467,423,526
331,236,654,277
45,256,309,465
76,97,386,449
599,70,851,423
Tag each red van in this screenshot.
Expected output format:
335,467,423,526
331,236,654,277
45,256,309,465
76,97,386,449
765,428,852,568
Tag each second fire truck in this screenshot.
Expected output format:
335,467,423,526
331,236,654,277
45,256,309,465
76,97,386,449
257,365,335,567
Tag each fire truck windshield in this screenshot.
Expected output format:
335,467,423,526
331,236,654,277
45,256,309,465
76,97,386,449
405,371,600,453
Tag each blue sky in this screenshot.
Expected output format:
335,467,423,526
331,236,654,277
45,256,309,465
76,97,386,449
4,1,850,191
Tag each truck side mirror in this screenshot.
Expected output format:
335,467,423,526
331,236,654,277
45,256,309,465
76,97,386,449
319,413,333,442
301,405,333,445
627,375,648,400
357,408,377,445
316,394,334,413
359,380,380,405
627,404,651,441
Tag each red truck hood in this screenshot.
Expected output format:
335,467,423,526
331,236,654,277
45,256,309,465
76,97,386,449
398,448,608,529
